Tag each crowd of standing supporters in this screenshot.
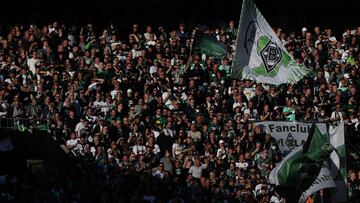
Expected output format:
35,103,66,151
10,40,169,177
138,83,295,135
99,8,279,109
1,21,360,202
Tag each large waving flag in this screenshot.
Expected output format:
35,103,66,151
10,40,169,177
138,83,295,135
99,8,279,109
268,124,336,203
232,0,310,85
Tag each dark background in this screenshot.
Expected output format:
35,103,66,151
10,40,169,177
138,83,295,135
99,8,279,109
0,0,359,37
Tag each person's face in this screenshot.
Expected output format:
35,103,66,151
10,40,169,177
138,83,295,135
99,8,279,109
262,150,268,158
336,105,341,111
286,99,292,106
136,138,142,145
350,172,357,180
146,26,152,33
159,164,164,171
70,133,76,139
195,159,201,166
123,117,129,125
209,172,215,179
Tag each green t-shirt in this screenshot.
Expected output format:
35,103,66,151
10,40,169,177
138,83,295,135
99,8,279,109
283,107,296,121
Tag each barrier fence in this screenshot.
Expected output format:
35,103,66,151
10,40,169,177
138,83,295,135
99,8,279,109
0,117,49,131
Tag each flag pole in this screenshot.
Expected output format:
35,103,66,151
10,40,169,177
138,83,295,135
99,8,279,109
185,28,197,72
230,0,246,81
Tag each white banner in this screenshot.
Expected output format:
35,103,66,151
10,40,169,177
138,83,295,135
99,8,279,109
256,121,327,156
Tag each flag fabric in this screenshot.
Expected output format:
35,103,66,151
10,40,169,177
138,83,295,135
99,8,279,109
232,0,310,85
268,124,336,203
192,31,228,58
298,122,347,203
328,122,347,203
257,121,347,202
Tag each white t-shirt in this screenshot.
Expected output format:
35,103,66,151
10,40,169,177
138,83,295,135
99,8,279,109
152,169,164,179
188,164,206,179
27,58,38,74
75,122,84,137
132,145,146,155
66,139,79,149
172,143,183,156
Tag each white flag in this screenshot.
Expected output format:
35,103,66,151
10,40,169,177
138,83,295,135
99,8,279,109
232,0,310,85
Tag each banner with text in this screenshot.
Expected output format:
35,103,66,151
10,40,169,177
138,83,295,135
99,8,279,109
255,122,327,156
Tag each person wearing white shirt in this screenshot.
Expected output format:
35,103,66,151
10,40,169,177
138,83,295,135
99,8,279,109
144,26,157,41
145,33,156,47
66,132,79,151
93,92,106,110
216,140,227,160
132,138,146,155
27,52,39,74
188,158,207,179
330,104,346,123
75,119,85,137
149,64,158,77
163,122,176,138
172,137,183,158
152,163,165,179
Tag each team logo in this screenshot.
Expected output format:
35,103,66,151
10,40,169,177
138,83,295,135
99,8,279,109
259,40,282,73
252,36,291,78
285,133,296,150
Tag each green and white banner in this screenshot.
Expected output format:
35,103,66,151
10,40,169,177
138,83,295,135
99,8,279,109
258,122,347,203
232,0,310,85
328,122,347,203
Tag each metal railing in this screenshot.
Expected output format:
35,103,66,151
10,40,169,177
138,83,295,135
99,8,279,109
0,117,49,131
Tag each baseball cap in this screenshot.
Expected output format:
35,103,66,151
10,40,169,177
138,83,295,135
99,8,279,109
219,140,224,144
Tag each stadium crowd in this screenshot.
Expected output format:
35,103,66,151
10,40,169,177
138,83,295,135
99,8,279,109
0,21,360,202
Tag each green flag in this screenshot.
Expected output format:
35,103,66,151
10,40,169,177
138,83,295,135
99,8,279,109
193,32,228,58
269,124,335,203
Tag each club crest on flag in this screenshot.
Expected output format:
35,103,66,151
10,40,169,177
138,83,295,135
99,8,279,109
285,133,296,150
